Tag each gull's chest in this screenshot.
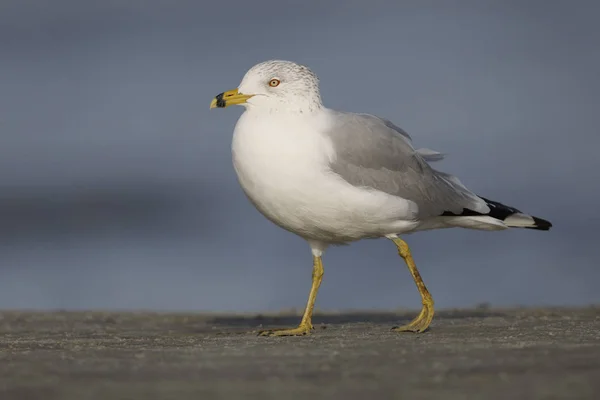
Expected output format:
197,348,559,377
231,112,335,229
232,113,331,196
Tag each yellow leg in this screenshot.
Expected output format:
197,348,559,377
390,238,435,333
258,255,324,336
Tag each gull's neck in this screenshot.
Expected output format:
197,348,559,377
246,96,324,115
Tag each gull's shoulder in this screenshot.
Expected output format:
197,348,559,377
320,108,444,163
322,109,411,138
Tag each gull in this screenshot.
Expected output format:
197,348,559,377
210,60,552,336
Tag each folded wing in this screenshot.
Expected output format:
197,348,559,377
325,111,490,219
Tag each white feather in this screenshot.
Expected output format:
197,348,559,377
504,213,537,227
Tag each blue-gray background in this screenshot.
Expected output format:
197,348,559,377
1,0,598,312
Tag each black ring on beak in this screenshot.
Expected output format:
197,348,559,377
215,92,226,108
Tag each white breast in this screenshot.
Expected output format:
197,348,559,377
231,109,417,243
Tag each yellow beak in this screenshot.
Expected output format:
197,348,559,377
210,88,254,109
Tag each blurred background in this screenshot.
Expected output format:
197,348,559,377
1,0,598,312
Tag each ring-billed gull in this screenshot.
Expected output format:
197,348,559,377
210,60,552,336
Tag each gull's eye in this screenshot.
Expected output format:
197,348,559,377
268,79,281,87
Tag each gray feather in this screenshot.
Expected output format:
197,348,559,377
415,148,446,162
326,111,489,218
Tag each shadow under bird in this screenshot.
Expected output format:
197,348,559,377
210,60,552,336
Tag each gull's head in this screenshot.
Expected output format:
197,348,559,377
210,60,323,113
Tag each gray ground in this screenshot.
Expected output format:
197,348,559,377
0,307,599,400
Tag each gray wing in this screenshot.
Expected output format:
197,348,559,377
326,111,489,219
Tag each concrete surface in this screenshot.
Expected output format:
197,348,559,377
0,307,599,399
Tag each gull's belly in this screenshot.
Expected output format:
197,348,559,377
234,159,346,241
231,112,416,242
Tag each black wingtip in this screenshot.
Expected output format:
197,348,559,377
441,195,552,231
526,216,552,231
